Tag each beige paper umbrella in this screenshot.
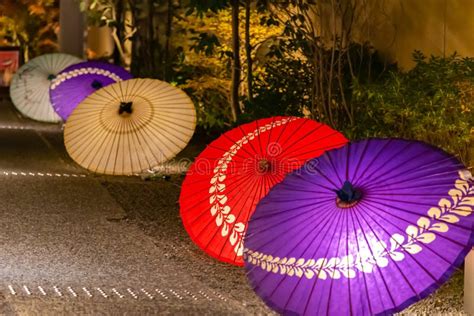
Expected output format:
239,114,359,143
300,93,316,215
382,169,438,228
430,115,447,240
64,78,196,175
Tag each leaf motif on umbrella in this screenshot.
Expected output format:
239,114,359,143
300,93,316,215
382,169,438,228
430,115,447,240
216,213,223,226
50,67,124,89
244,169,473,280
207,117,298,257
430,222,449,232
439,214,460,223
388,233,405,261
404,217,436,245
225,214,236,224
221,221,229,236
402,243,423,254
368,240,388,268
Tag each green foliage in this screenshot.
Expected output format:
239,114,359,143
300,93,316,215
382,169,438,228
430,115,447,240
174,6,283,130
351,52,474,164
0,0,59,59
242,54,312,121
246,39,390,121
185,0,229,16
189,31,221,57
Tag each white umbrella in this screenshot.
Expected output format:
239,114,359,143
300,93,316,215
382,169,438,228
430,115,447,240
64,78,197,175
10,53,82,122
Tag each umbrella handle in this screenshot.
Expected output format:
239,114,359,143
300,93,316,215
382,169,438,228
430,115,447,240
119,102,133,115
91,80,103,90
335,180,362,208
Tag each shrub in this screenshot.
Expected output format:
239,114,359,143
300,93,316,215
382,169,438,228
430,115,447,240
351,52,474,165
241,54,313,121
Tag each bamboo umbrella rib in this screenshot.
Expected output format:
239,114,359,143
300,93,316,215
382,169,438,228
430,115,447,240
276,118,314,152
276,124,326,158
351,140,393,184
356,203,441,296
363,163,463,190
248,196,336,236
128,114,168,169
351,210,396,311
274,207,344,312
364,197,472,231
352,214,419,310
237,124,260,157
360,146,432,185
244,198,339,277
244,206,340,308
321,204,348,314
347,209,374,314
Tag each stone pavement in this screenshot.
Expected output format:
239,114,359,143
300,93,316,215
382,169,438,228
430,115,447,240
0,97,271,315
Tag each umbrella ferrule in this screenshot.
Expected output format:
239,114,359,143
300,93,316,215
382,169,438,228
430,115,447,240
119,102,133,115
257,159,271,173
336,181,362,208
91,80,103,89
47,74,56,81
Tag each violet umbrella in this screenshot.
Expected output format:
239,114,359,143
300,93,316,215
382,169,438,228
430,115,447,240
244,138,474,315
49,61,132,121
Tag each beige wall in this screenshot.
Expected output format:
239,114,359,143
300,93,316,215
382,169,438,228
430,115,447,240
86,26,115,59
356,0,474,69
317,0,474,70
85,11,132,67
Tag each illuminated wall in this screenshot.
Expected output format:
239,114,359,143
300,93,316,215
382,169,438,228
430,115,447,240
317,0,474,69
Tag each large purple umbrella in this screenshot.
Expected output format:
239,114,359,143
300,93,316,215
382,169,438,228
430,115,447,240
244,138,474,315
49,61,132,120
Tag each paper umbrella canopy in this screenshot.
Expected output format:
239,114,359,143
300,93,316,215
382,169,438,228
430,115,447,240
244,138,474,315
179,117,348,266
10,53,82,122
64,78,196,175
50,61,132,121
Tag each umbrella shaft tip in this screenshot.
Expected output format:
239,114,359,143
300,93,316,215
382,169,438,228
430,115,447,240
336,181,362,208
258,159,270,173
119,102,133,115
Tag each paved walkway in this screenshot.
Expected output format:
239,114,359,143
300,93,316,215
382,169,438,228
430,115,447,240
0,97,267,315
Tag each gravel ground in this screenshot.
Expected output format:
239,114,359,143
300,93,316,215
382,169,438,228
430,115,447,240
399,268,466,315
101,176,273,315
0,95,272,315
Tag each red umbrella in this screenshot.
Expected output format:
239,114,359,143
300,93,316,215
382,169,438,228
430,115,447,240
179,116,348,266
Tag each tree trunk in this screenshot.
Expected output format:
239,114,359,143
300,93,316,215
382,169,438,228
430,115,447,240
147,0,156,75
245,0,252,103
230,0,241,122
113,0,124,65
163,0,173,81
